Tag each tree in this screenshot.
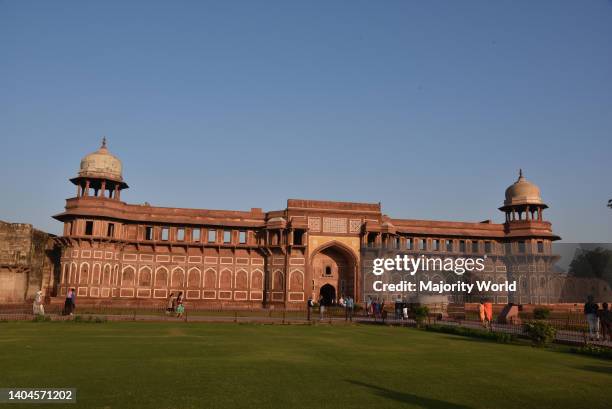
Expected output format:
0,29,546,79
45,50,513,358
569,247,612,287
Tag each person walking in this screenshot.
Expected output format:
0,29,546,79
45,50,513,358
175,291,185,318
166,293,175,315
484,300,493,329
599,302,611,342
372,300,378,321
366,296,372,317
319,295,325,320
478,299,486,327
33,290,44,316
63,288,73,316
69,288,76,315
341,296,348,320
307,296,313,321
346,296,354,322
584,295,600,340
395,297,402,320
381,300,388,324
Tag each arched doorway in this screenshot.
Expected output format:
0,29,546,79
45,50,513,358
319,284,336,306
310,242,358,302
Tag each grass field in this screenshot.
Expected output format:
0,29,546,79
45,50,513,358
0,322,610,409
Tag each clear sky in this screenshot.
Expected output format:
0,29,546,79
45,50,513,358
1,1,611,242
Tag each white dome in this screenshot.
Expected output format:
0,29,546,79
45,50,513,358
78,138,123,181
503,170,544,207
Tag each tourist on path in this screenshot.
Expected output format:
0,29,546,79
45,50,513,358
69,288,76,315
166,292,175,315
345,296,354,322
372,300,378,321
478,299,486,327
33,290,44,316
599,302,611,342
484,301,493,329
395,298,402,320
584,295,600,340
63,288,73,316
175,291,185,318
307,296,313,321
319,295,325,320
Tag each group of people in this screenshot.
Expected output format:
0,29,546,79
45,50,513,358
584,295,612,341
166,291,185,318
34,288,612,340
478,299,494,328
305,295,355,321
338,295,355,321
366,296,387,320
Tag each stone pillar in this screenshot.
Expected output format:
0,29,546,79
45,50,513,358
526,206,531,220
84,180,90,196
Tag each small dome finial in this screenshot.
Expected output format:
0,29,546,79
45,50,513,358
518,168,523,180
101,136,107,148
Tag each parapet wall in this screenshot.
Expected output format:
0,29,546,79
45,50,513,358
0,221,58,303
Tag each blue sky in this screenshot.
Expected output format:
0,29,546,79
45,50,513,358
1,1,611,242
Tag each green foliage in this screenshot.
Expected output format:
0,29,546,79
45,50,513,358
570,344,612,360
425,324,516,343
568,247,612,286
532,307,551,320
523,321,557,346
413,305,429,327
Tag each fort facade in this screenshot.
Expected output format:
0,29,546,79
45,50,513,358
48,139,565,307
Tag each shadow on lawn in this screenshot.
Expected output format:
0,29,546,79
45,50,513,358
577,365,612,375
346,380,475,409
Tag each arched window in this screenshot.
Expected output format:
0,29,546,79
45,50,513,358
325,266,332,276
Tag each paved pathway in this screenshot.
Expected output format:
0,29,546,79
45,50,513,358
2,312,610,348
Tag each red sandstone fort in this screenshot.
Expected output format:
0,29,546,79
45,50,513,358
2,139,607,307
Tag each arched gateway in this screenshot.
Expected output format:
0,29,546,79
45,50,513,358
310,242,358,304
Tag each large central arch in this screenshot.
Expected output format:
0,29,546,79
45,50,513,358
309,241,358,303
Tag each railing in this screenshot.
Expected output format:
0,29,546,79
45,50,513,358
1,302,609,348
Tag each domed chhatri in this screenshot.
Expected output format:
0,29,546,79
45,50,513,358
499,169,548,223
69,137,128,200
503,169,545,207
78,137,123,182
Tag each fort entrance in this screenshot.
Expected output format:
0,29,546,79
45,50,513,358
310,243,357,304
319,284,335,306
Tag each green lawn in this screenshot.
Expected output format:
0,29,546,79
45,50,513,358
0,322,610,409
